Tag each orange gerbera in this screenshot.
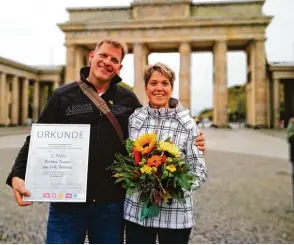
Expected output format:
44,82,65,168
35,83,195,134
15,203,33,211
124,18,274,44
147,155,162,168
133,133,156,155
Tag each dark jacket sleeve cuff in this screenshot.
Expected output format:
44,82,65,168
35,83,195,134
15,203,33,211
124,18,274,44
6,171,25,187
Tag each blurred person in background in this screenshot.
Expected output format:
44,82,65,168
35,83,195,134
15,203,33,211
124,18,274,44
286,117,294,209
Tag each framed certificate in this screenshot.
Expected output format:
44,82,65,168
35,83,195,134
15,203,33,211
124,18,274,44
23,124,90,202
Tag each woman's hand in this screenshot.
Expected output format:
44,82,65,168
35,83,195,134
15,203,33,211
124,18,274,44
195,132,206,153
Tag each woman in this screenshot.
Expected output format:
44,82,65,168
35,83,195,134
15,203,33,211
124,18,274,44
124,63,207,244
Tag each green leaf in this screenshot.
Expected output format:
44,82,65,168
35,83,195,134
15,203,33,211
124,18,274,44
125,178,135,187
126,139,134,154
182,164,190,171
140,202,148,221
178,175,191,191
114,177,125,184
161,171,168,179
140,203,159,221
173,176,178,188
126,188,138,195
146,204,159,218
164,137,171,142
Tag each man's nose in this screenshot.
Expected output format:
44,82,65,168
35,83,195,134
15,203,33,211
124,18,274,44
103,57,111,65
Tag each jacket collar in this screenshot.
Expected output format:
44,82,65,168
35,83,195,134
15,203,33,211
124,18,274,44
146,98,180,119
79,66,122,91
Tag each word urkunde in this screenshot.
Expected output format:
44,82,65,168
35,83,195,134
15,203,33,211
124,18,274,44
36,130,84,139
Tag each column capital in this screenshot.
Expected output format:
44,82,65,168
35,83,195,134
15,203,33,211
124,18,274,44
65,43,77,48
133,43,149,53
253,37,267,42
179,42,191,54
214,39,227,43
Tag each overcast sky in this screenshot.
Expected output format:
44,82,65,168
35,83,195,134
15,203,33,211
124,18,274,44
0,0,294,115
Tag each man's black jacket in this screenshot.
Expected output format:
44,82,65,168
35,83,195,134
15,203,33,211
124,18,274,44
7,67,142,203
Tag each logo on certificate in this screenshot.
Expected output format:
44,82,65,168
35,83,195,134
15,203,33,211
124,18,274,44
66,193,72,198
57,193,64,199
43,193,50,198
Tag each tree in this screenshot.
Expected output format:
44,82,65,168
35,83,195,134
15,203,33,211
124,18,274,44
119,81,133,91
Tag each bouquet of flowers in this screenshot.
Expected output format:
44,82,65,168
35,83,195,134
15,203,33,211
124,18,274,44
108,133,198,221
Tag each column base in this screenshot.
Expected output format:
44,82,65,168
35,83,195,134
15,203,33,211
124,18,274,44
245,124,269,129
211,124,231,129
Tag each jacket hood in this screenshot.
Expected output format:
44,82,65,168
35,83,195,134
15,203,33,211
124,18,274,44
146,98,190,120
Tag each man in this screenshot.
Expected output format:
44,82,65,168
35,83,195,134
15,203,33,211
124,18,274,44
6,39,206,244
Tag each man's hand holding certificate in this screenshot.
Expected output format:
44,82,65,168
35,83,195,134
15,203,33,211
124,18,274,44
24,124,90,202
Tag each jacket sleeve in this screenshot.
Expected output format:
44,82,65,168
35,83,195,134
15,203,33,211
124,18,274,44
185,123,207,191
6,92,60,187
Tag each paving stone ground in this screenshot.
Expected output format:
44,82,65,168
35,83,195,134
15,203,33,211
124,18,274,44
0,128,293,243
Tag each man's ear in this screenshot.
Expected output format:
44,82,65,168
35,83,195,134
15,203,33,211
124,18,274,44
89,50,95,65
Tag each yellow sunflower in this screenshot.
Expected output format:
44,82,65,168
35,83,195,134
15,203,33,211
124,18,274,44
158,141,181,157
133,133,157,155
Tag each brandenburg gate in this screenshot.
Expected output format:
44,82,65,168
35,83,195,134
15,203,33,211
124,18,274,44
59,0,271,128
1,0,293,128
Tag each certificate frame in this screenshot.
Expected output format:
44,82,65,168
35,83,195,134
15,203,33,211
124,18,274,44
23,124,90,202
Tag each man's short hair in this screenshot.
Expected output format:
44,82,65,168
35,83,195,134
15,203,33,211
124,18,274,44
95,39,126,62
144,62,176,88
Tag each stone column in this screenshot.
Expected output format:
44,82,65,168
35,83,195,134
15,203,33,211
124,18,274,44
11,76,19,125
254,39,268,127
273,78,280,129
53,80,59,91
83,48,90,66
133,43,149,105
65,44,76,83
5,80,10,125
179,42,191,109
213,40,228,127
75,46,84,80
0,72,7,125
21,78,29,125
33,80,39,122
246,41,255,127
39,83,46,112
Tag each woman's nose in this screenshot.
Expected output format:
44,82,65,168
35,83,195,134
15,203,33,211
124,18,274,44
155,85,163,91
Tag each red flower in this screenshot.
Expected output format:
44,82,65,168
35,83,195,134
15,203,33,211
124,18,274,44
161,155,167,163
133,150,141,165
180,167,184,172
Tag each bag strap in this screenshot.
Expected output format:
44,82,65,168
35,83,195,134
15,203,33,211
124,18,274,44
76,80,125,145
